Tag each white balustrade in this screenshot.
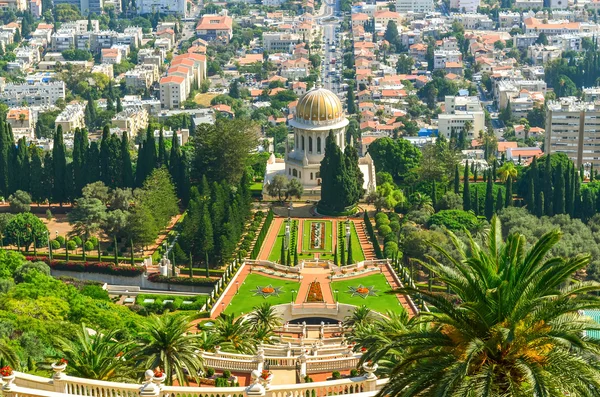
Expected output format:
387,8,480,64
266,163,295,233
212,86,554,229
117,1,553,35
5,371,386,397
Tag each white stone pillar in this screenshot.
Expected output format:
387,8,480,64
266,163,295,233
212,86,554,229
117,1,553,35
51,362,68,394
139,370,162,397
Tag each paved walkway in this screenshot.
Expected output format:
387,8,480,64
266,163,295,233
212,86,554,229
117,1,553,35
257,217,283,261
295,268,335,304
208,265,252,319
351,219,376,260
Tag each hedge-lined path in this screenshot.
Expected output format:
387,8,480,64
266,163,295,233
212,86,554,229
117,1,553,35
351,219,377,260
257,217,284,260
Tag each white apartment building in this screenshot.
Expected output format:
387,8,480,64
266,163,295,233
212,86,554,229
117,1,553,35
137,0,185,15
6,108,34,139
262,33,303,52
396,0,433,13
112,106,149,138
160,76,186,109
451,13,494,29
433,50,462,69
514,0,543,8
55,102,86,132
545,97,600,167
527,44,563,65
495,79,547,110
438,95,486,140
449,0,480,13
0,81,65,106
29,0,42,17
498,12,521,30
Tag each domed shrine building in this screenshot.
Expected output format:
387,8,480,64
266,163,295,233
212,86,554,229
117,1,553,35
264,87,376,194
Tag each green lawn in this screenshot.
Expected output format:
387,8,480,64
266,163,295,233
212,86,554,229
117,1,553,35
331,273,405,315
301,220,333,254
268,220,298,262
337,222,365,263
223,274,300,316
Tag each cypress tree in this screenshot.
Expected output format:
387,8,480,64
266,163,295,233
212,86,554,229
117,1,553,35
158,128,168,168
527,176,535,214
431,180,437,210
484,171,494,220
320,130,351,212
554,163,565,214
505,177,513,208
333,244,338,266
474,188,480,216
580,164,585,181
544,155,553,216
16,138,30,193
592,164,595,182
286,249,291,267
536,191,544,217
294,248,298,266
135,140,145,186
495,188,504,214
570,164,577,217
492,160,497,182
52,125,67,205
454,164,460,194
30,148,43,205
86,141,101,184
100,125,111,185
463,160,470,211
73,128,88,196
347,235,353,265
41,152,53,203
116,97,123,113
121,132,134,187
574,173,582,218
0,121,9,197
280,238,286,265
582,189,594,222
199,203,214,263
341,239,346,266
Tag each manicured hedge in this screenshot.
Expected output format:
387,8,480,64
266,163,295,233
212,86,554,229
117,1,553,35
147,273,216,287
250,209,274,259
17,251,144,263
364,211,383,259
135,294,205,310
26,257,145,277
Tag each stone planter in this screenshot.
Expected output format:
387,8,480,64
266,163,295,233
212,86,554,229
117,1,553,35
259,374,273,390
152,374,166,387
2,374,15,391
51,363,67,380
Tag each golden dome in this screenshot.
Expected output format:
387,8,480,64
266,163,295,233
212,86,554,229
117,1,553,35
295,87,344,124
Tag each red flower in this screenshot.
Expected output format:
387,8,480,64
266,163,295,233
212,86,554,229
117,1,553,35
59,358,68,365
0,366,12,377
260,370,271,379
154,368,164,378
361,347,367,352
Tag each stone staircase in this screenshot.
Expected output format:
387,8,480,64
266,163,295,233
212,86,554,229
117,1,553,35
354,221,377,260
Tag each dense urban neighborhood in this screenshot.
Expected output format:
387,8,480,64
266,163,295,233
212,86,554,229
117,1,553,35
0,0,599,394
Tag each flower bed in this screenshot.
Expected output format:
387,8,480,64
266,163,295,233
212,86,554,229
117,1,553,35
310,222,324,250
306,281,324,302
25,257,144,277
147,273,216,286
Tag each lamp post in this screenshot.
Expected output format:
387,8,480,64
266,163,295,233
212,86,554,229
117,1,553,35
236,281,239,294
291,289,296,303
334,289,339,302
46,231,52,261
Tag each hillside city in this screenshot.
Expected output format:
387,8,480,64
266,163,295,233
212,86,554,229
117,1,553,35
0,0,598,393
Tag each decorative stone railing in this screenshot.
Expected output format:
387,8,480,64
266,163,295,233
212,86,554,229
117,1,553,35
200,349,362,375
2,364,386,397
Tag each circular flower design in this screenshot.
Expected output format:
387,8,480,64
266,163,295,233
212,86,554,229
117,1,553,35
262,287,275,294
254,285,282,298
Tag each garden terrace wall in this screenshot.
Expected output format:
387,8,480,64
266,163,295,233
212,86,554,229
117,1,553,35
49,269,214,294
26,257,144,276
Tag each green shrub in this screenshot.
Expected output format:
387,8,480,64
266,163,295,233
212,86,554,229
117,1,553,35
389,221,400,233
55,236,65,245
206,368,215,377
222,370,231,379
350,369,359,377
66,241,77,250
84,241,94,251
374,212,388,223
81,285,110,300
384,241,399,258
72,236,82,246
378,224,392,237
427,209,480,232
88,236,99,247
51,240,60,249
332,371,341,380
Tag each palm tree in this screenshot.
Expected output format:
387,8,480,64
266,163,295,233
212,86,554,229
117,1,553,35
207,313,255,354
135,314,203,386
347,311,412,377
343,305,372,329
497,161,517,182
381,216,600,396
246,303,282,333
0,339,18,369
53,324,135,381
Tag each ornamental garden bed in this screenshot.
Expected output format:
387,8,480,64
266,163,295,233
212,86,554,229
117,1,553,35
306,281,324,302
331,273,405,314
134,294,206,311
26,257,144,277
147,273,215,287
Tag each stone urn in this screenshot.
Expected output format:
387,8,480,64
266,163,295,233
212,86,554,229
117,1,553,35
258,371,274,390
1,373,15,391
362,361,378,380
152,371,166,387
51,361,68,380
